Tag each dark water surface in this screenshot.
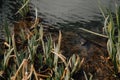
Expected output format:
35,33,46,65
0,0,21,39
0,0,120,39
0,0,16,24
30,0,119,31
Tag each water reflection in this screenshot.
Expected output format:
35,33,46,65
0,0,14,24
0,0,19,40
30,0,119,30
0,0,120,33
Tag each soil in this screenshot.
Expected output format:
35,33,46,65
61,31,117,80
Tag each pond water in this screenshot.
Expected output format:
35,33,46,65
0,0,120,40
0,0,16,24
0,0,20,40
30,0,119,31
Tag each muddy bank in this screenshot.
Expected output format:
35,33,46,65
61,31,117,79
